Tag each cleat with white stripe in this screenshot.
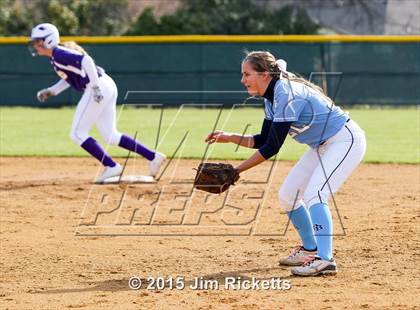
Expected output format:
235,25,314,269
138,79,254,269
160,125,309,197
291,256,337,276
279,246,317,266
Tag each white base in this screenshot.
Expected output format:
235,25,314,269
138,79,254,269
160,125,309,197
98,175,156,184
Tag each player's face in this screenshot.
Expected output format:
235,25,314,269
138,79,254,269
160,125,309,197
241,61,270,96
30,39,50,56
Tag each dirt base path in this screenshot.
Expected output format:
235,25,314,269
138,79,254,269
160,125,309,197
1,157,419,309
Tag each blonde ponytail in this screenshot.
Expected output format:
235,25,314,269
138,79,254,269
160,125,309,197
60,41,88,56
287,73,335,107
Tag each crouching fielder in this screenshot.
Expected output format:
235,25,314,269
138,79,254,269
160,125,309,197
29,23,166,183
206,51,366,276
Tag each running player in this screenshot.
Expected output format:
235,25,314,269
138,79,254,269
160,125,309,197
206,51,366,276
29,23,166,183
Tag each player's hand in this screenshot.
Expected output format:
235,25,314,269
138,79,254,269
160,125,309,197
36,89,53,102
205,130,232,144
92,85,104,103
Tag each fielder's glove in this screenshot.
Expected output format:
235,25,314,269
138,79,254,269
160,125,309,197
36,89,54,102
92,85,104,103
193,162,240,194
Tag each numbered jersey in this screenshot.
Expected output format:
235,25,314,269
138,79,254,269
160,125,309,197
264,79,348,148
49,46,104,91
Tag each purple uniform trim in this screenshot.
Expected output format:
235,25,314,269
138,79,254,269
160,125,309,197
50,46,104,92
119,134,155,161
81,137,116,167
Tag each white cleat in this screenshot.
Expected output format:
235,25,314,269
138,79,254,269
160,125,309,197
291,256,337,276
96,163,123,184
279,246,317,266
149,152,166,177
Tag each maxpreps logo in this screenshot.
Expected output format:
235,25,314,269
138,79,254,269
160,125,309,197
76,102,284,237
76,73,345,237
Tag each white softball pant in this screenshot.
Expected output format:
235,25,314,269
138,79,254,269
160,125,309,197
70,74,122,146
279,120,367,211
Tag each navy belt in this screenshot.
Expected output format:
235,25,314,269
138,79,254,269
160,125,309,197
319,118,351,146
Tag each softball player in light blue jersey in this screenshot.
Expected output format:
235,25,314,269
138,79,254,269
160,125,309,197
29,23,166,183
206,51,366,276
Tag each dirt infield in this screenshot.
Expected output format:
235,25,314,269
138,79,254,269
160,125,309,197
1,157,419,309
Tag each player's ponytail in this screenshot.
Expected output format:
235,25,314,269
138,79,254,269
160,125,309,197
286,74,335,107
60,41,89,56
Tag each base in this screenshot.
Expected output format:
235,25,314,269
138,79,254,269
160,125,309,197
97,175,156,184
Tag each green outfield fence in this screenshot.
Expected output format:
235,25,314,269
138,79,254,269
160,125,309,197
0,35,419,106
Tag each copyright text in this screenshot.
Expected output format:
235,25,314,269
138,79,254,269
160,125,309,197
128,276,292,291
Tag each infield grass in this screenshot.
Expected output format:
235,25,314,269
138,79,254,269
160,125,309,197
1,106,419,163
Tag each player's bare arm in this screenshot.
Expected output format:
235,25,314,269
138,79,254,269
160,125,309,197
205,130,255,147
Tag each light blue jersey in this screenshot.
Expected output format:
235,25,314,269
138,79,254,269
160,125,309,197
264,79,348,148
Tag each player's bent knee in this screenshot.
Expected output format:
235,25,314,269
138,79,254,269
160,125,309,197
69,130,88,146
304,191,329,207
102,131,122,146
278,188,297,212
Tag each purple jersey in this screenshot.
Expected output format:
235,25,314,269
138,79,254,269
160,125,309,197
50,46,104,92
